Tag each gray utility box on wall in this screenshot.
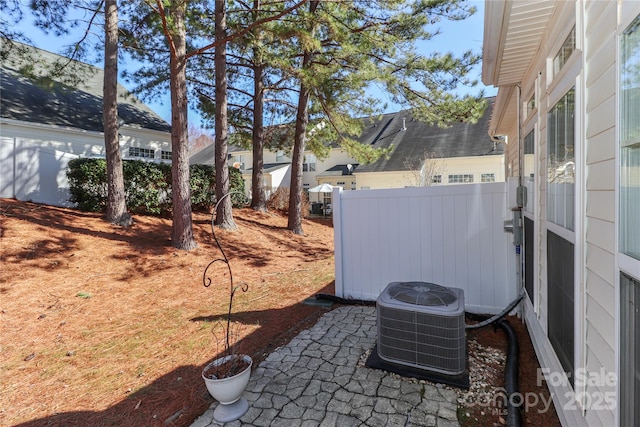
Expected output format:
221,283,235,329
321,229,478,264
377,281,466,376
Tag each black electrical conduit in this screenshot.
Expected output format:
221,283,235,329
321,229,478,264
315,289,526,427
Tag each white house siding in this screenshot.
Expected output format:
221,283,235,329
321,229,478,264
0,120,101,206
491,1,629,424
356,155,505,190
270,165,292,190
0,136,15,198
354,171,412,189
121,127,172,163
582,0,619,424
0,119,171,207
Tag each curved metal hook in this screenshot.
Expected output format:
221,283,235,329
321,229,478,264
202,191,248,353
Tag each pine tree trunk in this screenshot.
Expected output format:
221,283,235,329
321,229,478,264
287,79,311,235
287,1,318,234
103,0,131,227
214,0,237,230
250,59,267,212
169,1,197,250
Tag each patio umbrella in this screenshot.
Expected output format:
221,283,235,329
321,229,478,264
308,183,334,193
308,183,334,216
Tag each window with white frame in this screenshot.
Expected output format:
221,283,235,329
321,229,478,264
553,26,576,77
448,174,473,184
481,173,495,183
526,93,536,118
128,147,155,159
276,150,285,162
547,88,575,231
620,273,639,427
432,175,442,184
620,15,640,261
161,150,172,160
620,16,640,425
303,154,316,172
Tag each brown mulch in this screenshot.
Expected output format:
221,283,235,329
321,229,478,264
0,198,560,426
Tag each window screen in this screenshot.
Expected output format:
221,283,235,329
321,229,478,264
620,273,639,427
547,230,574,385
547,89,575,231
620,15,640,260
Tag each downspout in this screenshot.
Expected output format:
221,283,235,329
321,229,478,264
515,85,525,295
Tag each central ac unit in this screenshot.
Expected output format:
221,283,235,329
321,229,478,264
377,281,466,375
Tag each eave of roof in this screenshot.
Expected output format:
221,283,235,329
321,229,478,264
482,1,556,136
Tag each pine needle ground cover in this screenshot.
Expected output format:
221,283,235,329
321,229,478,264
0,199,335,426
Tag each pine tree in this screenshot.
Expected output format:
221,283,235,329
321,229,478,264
268,0,486,234
103,0,132,227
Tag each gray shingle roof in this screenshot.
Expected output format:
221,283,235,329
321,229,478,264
355,97,501,173
189,144,215,165
0,41,170,133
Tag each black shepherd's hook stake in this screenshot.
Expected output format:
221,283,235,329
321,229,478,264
203,191,248,352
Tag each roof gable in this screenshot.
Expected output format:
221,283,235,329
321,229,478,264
356,97,501,173
0,41,170,133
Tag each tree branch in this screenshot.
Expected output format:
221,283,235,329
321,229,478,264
186,0,309,59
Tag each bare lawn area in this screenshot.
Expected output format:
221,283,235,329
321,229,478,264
1,199,335,426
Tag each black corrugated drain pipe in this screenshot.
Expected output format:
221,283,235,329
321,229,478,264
465,290,524,427
496,318,522,427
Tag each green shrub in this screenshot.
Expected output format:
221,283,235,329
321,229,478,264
66,158,246,215
67,158,108,212
190,164,216,211
122,160,171,214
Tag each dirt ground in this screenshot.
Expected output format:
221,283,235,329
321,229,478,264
0,199,560,426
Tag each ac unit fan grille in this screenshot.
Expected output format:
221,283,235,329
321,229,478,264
378,306,466,374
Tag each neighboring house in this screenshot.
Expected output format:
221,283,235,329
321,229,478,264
191,97,504,208
352,97,504,190
190,141,354,201
0,41,171,207
483,1,640,426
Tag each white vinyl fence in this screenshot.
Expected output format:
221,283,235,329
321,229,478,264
333,183,517,314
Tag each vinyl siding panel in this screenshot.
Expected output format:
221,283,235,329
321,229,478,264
585,295,615,356
584,0,616,81
586,96,615,141
586,65,615,116
586,128,615,164
583,2,617,424
586,158,615,191
585,269,616,323
583,346,616,427
585,190,615,222
586,217,615,254
586,242,616,284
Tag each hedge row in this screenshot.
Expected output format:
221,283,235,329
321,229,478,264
66,158,245,215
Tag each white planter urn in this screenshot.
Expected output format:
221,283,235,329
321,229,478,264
202,354,253,423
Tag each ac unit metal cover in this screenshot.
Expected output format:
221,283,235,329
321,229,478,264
377,281,466,375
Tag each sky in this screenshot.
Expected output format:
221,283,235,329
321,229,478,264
20,0,496,126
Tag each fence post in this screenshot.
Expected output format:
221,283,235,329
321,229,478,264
332,186,344,298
